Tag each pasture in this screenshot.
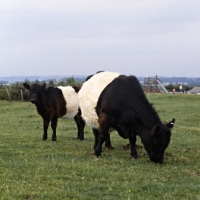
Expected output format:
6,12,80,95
0,94,200,200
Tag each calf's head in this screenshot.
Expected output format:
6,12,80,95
144,118,175,163
23,83,46,104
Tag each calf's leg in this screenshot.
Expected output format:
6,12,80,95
74,110,85,140
51,117,58,141
43,118,50,140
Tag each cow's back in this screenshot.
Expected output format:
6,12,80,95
78,71,120,128
57,86,79,118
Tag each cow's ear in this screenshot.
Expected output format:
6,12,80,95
166,118,175,129
72,86,80,93
151,124,161,136
23,83,30,90
42,83,46,91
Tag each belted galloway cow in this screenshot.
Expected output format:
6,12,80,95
23,83,85,141
78,71,175,163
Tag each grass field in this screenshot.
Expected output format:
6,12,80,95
0,94,200,200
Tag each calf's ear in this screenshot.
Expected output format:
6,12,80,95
166,118,175,129
42,83,46,91
23,83,30,90
72,86,81,93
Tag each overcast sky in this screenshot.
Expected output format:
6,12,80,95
0,0,200,77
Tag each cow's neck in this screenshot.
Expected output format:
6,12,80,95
35,96,46,112
135,125,152,149
136,102,162,129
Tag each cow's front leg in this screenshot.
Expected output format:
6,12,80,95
43,118,50,140
129,131,138,159
95,133,107,157
123,125,138,158
94,114,110,157
51,117,58,141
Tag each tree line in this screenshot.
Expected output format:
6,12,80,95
0,76,195,101
0,76,83,101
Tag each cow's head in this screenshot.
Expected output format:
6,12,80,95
144,118,175,163
23,83,46,104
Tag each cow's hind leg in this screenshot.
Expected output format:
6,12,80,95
93,128,99,150
43,118,50,140
104,134,114,150
74,109,85,140
93,129,114,151
51,117,58,141
94,114,110,157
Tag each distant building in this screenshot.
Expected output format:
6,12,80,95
188,87,200,94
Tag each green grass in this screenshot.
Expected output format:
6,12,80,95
0,94,200,200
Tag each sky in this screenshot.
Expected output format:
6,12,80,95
0,0,200,78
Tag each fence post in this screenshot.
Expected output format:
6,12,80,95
6,87,11,102
20,90,24,101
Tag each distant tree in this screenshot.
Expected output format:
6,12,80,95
11,82,21,89
56,80,65,86
0,84,5,89
165,84,174,92
0,89,8,100
34,79,40,84
66,76,76,86
47,80,55,87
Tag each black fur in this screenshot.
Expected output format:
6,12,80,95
85,71,104,81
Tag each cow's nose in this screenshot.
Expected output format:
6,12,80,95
150,156,163,164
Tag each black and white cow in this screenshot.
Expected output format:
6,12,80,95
23,83,85,141
78,71,175,163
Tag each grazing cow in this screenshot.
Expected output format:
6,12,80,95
78,71,175,163
85,71,142,150
23,83,85,141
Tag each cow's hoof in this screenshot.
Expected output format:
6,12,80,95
94,150,101,157
131,157,138,160
77,137,84,141
93,155,101,158
131,155,139,159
